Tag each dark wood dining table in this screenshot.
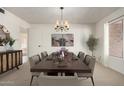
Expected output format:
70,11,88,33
30,53,91,73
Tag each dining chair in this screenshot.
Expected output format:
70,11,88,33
29,54,41,85
77,55,96,86
41,51,48,59
77,51,85,61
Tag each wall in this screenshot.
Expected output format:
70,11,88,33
28,24,95,57
95,8,124,74
0,8,30,50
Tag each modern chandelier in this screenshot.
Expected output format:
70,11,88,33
54,7,69,32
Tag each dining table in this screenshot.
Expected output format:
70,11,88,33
30,52,91,74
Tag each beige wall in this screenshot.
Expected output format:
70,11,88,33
28,24,96,57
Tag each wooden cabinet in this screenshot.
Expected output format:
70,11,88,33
0,50,22,74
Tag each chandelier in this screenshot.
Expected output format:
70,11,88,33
54,7,69,32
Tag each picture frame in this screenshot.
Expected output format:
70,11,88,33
52,34,74,47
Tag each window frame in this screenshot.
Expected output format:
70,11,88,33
108,18,124,59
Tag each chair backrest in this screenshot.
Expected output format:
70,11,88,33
84,55,96,73
29,54,41,67
41,51,48,59
77,51,85,61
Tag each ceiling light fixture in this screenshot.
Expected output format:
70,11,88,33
54,7,69,32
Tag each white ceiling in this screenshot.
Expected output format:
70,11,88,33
4,7,119,24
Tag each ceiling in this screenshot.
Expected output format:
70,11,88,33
4,7,119,24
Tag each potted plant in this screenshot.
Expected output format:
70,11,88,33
3,37,16,51
3,38,10,46
86,35,98,56
0,37,6,51
8,37,16,47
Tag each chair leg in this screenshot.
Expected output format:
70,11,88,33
30,75,34,86
36,75,39,86
90,76,95,86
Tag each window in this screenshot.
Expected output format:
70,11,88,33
109,20,123,58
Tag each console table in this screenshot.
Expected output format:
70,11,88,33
0,50,22,74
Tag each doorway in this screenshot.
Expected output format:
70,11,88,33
20,27,28,63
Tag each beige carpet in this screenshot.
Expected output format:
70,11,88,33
0,61,124,86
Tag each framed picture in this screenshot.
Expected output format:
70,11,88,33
52,34,74,47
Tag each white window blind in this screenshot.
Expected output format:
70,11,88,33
109,20,123,58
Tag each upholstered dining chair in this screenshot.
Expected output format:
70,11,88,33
77,55,96,86
77,51,85,61
29,54,41,85
41,51,48,59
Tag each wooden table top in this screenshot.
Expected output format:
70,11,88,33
31,53,91,73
